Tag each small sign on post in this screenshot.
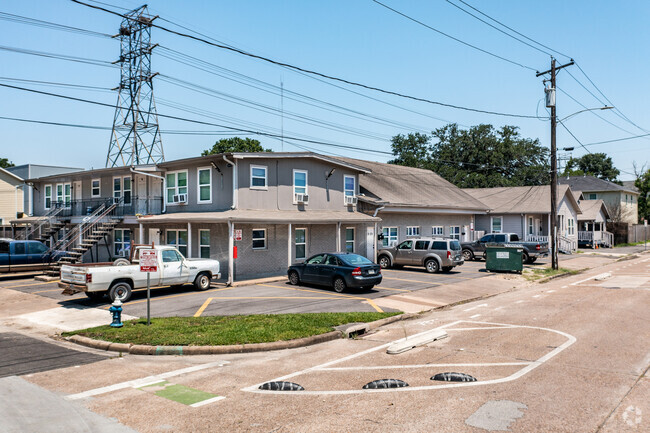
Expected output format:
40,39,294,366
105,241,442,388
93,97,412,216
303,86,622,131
140,249,158,325
234,229,242,241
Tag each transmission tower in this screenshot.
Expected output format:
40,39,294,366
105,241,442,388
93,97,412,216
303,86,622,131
106,5,164,167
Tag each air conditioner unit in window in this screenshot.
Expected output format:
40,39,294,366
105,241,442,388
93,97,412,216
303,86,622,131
112,197,121,204
345,196,357,205
295,193,309,204
173,193,188,204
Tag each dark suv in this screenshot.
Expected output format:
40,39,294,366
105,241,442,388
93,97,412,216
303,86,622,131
377,238,464,273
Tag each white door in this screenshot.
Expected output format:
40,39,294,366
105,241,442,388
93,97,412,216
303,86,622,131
535,218,542,235
366,227,374,260
149,228,160,246
161,249,190,284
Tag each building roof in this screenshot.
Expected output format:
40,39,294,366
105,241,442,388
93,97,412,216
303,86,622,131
577,199,609,221
331,158,489,212
138,209,380,224
0,167,24,183
25,165,158,182
558,175,638,195
621,180,639,193
462,184,581,214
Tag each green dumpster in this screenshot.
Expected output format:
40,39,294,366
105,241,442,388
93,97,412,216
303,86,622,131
485,245,523,273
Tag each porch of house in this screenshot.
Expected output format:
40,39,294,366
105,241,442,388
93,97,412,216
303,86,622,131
523,214,580,254
577,221,613,248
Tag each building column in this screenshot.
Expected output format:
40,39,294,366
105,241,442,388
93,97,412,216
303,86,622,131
227,220,234,286
336,222,341,252
139,223,144,244
373,222,378,263
287,223,292,267
187,222,192,258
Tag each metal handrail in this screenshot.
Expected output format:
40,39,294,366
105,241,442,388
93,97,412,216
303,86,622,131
15,206,64,240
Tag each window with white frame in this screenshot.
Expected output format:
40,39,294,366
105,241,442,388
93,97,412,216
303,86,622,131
345,228,354,253
166,229,188,257
491,216,502,233
91,179,100,197
567,218,575,236
252,229,266,250
528,217,534,235
44,185,52,209
166,171,188,204
56,183,71,208
293,170,307,201
295,228,306,259
113,177,132,205
382,227,398,247
406,226,420,237
344,175,355,198
449,226,461,240
113,229,131,257
431,226,444,236
197,167,212,203
250,165,267,189
199,230,210,259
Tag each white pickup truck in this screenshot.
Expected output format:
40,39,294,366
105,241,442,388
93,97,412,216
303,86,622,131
58,245,221,302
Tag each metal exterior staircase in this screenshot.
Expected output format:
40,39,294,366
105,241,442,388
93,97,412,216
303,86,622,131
558,235,577,254
15,206,65,243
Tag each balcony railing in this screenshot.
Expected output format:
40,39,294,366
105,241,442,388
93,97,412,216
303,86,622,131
48,196,163,218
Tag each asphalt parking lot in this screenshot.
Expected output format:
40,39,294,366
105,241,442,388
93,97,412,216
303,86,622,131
0,258,524,319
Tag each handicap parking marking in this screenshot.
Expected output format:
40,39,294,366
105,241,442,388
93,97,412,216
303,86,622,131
242,320,577,395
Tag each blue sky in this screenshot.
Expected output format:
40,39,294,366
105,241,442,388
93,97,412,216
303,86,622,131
1,0,648,180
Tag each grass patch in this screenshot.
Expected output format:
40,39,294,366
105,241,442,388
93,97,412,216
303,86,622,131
63,312,400,346
615,241,647,247
523,267,579,282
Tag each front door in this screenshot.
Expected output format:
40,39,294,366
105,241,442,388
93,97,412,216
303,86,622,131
366,227,374,260
73,181,82,215
149,228,160,246
161,249,190,285
535,218,542,236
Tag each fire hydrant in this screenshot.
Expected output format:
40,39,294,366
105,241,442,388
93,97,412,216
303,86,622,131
109,299,123,328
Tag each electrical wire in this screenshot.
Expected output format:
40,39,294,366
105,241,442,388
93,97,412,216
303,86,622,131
0,11,113,38
0,45,117,68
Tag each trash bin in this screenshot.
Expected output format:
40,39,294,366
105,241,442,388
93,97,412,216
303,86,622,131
485,245,523,273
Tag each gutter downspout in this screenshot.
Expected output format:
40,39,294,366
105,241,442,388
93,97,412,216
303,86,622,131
223,155,237,209
130,167,166,213
373,206,385,218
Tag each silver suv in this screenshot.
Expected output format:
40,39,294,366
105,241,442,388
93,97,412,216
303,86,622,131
377,238,464,273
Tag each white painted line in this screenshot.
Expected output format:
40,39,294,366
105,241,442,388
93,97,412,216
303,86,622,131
190,396,226,408
515,300,525,304
493,307,504,311
66,361,229,400
548,290,556,293
470,314,481,319
464,303,488,312
135,380,167,388
319,362,532,371
443,326,518,331
532,295,541,298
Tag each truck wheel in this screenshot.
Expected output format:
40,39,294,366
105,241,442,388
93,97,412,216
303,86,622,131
522,252,530,264
109,282,132,303
288,271,300,286
378,256,391,269
112,258,130,266
333,277,346,293
462,249,474,261
194,273,211,291
425,259,439,273
85,291,105,300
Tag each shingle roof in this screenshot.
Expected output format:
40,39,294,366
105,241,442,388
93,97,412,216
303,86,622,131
577,199,609,221
331,158,489,211
558,175,637,194
621,180,639,193
462,184,580,214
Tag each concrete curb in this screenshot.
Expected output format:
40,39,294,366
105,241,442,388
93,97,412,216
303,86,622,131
65,313,416,355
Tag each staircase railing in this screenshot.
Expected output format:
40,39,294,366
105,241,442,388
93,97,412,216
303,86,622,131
15,206,64,240
603,231,614,247
558,235,577,253
526,235,549,243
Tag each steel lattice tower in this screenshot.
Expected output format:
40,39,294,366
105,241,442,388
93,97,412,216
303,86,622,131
106,5,164,167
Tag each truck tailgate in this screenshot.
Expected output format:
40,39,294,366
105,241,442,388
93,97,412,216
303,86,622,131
60,265,88,285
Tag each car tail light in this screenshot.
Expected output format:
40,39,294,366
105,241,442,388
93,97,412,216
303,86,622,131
536,244,541,250
86,273,92,283
352,267,362,276
447,250,452,259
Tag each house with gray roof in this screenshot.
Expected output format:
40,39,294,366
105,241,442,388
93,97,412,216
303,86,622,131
573,197,612,247
559,175,638,224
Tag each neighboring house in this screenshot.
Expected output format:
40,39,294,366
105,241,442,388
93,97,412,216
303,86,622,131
462,185,582,253
573,196,612,247
559,175,639,224
0,167,24,230
333,158,490,246
27,153,379,282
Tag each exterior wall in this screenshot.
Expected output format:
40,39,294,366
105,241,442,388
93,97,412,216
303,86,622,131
475,214,525,238
0,174,24,225
584,191,638,224
7,165,81,215
557,194,579,242
377,213,473,245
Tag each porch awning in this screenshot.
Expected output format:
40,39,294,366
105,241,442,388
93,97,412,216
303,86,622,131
137,209,380,224
9,216,48,225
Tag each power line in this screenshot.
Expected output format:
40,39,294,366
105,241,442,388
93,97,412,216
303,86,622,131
371,0,537,71
0,45,117,68
582,132,650,147
71,0,543,119
0,11,113,38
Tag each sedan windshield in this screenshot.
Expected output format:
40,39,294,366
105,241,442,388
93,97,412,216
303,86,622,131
340,254,373,266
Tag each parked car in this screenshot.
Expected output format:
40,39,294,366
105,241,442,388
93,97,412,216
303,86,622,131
288,252,382,293
377,238,464,273
58,245,221,302
0,239,65,273
461,233,548,264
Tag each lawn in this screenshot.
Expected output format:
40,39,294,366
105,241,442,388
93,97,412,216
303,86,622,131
523,267,579,282
63,312,400,346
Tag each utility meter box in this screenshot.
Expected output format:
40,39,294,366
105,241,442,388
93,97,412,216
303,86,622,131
545,87,556,107
485,246,523,273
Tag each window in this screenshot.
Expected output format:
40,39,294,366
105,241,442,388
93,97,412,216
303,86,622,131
382,227,398,247
491,217,502,233
307,254,325,264
414,240,429,250
252,229,266,250
567,218,575,236
432,241,447,250
166,229,188,257
344,175,355,197
197,168,212,203
199,230,210,259
398,240,413,250
480,234,494,243
431,226,444,236
295,228,306,259
114,229,131,257
449,226,461,240
528,217,534,235
406,226,420,237
345,228,354,253
56,183,71,208
162,249,183,263
44,185,52,209
28,242,48,254
14,242,26,255
166,171,188,204
293,170,308,201
250,165,267,189
589,193,597,200
494,234,507,243
113,177,132,205
91,179,100,197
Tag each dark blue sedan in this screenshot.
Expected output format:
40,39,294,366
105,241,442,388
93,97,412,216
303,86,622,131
288,252,382,293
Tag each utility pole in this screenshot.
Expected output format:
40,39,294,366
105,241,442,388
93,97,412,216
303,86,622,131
537,57,574,270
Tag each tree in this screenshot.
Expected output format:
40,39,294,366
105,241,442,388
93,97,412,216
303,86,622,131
562,153,620,181
202,137,271,155
389,124,550,188
635,166,650,223
0,158,15,168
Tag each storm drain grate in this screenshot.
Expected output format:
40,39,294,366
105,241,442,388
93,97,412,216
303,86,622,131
431,372,477,382
362,379,409,389
258,381,304,391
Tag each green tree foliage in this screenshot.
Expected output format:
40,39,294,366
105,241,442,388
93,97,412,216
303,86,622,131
562,153,620,181
635,168,650,223
0,158,15,168
389,124,550,188
201,137,271,155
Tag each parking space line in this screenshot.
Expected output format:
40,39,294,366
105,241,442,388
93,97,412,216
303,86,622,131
374,286,412,293
469,314,481,319
381,276,441,285
104,286,235,309
319,362,532,371
464,303,488,312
